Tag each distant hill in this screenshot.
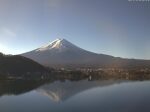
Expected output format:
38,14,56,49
21,38,150,69
0,53,48,76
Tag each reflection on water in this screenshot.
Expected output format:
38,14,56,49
37,80,124,102
0,78,150,112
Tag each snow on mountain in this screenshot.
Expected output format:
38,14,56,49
21,38,110,68
35,38,84,52
21,38,150,69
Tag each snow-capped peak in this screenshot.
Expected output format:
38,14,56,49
36,38,76,52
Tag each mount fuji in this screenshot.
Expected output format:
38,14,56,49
21,38,150,69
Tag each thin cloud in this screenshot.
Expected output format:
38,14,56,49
0,27,17,45
1,27,17,37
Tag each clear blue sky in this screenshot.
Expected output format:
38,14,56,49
0,0,150,59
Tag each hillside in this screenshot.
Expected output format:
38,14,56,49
0,53,48,76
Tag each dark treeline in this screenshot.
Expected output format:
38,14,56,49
0,52,50,78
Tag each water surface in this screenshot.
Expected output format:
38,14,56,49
0,79,150,112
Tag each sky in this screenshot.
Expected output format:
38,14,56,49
0,0,150,59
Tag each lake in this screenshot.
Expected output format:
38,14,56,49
0,79,150,112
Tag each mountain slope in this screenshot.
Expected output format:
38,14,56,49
0,53,48,75
21,38,150,69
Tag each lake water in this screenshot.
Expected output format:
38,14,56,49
0,79,150,112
